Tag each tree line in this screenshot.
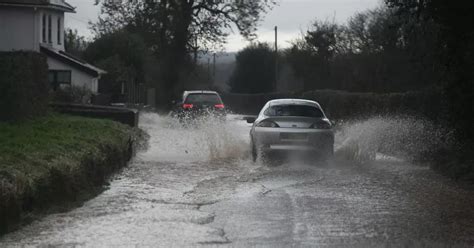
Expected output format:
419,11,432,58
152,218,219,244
386,0,474,157
230,5,444,94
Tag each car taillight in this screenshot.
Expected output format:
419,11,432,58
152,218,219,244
183,103,194,109
214,104,225,109
257,120,280,128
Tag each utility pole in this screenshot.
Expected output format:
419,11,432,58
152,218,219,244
193,37,198,64
207,57,211,85
274,26,278,92
213,53,216,85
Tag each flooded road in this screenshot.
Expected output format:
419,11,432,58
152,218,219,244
1,113,474,247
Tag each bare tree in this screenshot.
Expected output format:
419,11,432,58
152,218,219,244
92,0,275,106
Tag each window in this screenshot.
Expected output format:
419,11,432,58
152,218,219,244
184,94,222,104
48,70,71,90
42,14,46,42
265,105,324,118
48,15,52,43
57,17,62,45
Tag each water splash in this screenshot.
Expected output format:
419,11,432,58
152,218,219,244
139,112,453,164
334,116,455,163
138,112,249,162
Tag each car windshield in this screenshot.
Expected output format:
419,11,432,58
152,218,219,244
265,104,324,118
185,93,222,104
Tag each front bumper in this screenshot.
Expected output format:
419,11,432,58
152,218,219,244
252,127,334,152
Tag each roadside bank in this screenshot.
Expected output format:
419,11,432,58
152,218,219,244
0,114,140,235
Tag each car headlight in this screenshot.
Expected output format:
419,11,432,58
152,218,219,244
309,121,332,129
256,120,280,128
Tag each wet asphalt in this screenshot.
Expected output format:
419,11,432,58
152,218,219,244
1,113,473,247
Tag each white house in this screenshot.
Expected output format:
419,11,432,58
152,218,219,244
0,0,105,94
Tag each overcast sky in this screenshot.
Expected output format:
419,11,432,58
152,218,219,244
65,0,381,52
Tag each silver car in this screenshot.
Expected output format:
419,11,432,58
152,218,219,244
247,99,334,161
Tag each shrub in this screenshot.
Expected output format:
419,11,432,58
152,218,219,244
52,85,93,104
0,52,49,121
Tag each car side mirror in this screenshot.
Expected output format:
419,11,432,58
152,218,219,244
244,116,256,124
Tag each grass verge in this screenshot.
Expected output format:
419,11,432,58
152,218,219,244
0,114,135,234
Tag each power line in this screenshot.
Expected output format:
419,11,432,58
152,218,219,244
67,15,91,26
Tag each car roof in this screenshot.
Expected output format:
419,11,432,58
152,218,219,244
267,99,321,108
184,90,219,95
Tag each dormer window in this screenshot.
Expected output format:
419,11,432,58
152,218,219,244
57,17,62,45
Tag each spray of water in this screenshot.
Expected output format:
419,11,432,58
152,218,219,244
191,115,249,160
139,112,454,165
138,112,249,162
334,116,455,163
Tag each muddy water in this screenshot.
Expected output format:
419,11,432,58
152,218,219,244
1,113,473,247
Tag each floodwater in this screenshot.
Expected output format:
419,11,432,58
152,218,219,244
1,113,473,247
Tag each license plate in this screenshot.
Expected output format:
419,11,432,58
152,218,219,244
280,133,308,141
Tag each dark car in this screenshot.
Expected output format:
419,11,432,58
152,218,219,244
173,90,226,120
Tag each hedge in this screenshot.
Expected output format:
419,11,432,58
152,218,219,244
0,114,134,234
221,89,445,121
0,52,49,121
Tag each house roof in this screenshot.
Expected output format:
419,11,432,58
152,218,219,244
40,45,106,77
0,0,75,13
